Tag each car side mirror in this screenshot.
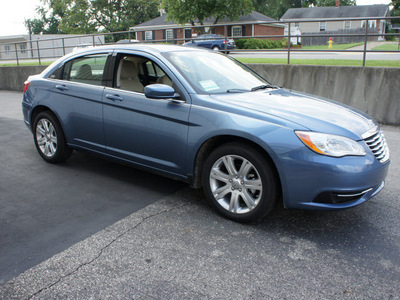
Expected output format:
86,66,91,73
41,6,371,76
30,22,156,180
144,84,177,99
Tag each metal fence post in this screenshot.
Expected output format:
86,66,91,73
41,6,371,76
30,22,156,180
362,20,368,67
92,34,95,46
62,38,66,55
128,31,131,42
287,22,291,65
14,44,19,66
37,41,41,65
224,25,228,54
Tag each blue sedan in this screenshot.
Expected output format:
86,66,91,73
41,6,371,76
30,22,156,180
183,34,236,52
22,44,390,222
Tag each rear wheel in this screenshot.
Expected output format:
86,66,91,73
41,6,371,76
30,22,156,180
33,111,72,163
202,143,278,223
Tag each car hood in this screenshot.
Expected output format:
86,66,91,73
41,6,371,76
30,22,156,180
210,88,376,140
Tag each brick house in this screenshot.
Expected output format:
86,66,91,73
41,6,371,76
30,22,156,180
130,11,285,44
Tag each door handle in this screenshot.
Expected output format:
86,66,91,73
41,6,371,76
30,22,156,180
55,84,68,91
106,94,123,101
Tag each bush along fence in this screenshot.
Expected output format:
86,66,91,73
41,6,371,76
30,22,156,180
235,38,298,50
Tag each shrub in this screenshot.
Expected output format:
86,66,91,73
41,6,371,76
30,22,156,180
281,38,293,48
235,39,247,49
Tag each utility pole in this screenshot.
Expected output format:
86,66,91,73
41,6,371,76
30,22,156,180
27,20,34,59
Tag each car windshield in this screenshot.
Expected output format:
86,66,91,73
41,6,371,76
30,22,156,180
163,51,269,94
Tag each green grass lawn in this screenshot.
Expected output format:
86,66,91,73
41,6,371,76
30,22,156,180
237,57,400,68
0,61,53,67
371,43,400,51
299,42,364,50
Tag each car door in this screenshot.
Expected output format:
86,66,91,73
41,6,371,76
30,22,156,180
199,35,212,49
102,52,191,178
48,53,110,152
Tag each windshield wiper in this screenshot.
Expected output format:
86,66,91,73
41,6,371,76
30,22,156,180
251,84,276,91
227,88,251,93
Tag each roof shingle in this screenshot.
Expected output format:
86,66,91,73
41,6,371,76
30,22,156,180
281,5,389,20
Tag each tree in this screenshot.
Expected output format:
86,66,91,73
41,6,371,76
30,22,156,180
161,0,253,33
314,0,356,6
252,0,303,20
391,0,400,25
25,0,160,35
25,0,66,34
252,0,356,20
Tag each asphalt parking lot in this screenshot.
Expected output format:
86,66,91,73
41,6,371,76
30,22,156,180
0,91,185,284
1,91,399,299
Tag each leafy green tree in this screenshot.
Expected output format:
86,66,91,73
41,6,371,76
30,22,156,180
315,0,356,6
252,0,355,20
25,0,160,34
161,0,253,33
252,0,303,20
391,0,400,25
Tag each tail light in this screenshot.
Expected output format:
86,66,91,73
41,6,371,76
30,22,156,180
23,80,30,93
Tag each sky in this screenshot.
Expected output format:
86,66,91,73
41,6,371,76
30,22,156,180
0,0,393,37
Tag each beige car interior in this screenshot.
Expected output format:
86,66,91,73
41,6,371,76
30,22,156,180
116,56,173,93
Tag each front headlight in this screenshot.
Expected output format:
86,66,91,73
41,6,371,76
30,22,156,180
295,131,366,157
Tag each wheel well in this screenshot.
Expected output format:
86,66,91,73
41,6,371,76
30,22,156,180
191,136,282,194
30,105,52,130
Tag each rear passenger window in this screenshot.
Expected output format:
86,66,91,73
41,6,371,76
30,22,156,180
63,54,108,86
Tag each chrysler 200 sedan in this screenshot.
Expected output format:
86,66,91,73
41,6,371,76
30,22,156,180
22,44,390,223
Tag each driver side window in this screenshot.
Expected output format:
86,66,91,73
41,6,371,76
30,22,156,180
115,55,172,93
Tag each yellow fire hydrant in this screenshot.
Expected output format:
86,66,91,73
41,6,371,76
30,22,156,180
328,37,334,49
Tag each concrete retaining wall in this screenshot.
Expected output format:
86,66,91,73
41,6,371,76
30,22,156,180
1,64,399,125
249,64,399,125
0,66,47,91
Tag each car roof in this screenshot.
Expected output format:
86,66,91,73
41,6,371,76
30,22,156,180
41,44,207,77
97,43,200,54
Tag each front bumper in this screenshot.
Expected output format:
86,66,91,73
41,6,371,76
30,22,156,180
277,146,390,210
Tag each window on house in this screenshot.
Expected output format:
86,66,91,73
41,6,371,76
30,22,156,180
5,45,10,54
294,22,299,28
232,26,242,37
166,29,173,41
320,21,326,32
19,44,27,54
145,31,153,41
361,20,377,29
344,21,351,30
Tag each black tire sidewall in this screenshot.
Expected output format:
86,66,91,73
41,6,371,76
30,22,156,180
202,143,278,223
33,111,70,163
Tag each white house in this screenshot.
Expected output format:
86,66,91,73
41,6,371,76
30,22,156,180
0,34,105,60
281,4,390,44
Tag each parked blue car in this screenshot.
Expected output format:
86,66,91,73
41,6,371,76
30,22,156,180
23,44,390,222
183,34,236,52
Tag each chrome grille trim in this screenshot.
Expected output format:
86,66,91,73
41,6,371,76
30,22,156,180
364,129,390,163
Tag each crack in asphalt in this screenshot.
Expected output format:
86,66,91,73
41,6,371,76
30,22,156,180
26,202,189,300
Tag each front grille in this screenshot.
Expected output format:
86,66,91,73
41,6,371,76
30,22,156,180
364,129,390,163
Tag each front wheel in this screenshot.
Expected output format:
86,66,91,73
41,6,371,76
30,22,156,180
33,111,72,163
212,46,220,51
202,143,279,223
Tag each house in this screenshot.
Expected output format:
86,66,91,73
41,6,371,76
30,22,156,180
281,4,390,44
130,11,285,43
0,34,105,60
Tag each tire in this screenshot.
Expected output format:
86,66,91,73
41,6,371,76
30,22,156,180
33,111,72,163
212,46,220,51
202,143,278,223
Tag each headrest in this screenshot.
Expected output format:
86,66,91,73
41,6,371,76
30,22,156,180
120,60,137,78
